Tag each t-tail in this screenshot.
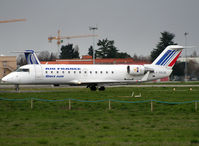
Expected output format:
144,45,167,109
24,50,40,64
152,45,183,68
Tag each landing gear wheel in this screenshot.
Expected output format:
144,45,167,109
87,84,98,91
99,86,105,91
90,86,97,91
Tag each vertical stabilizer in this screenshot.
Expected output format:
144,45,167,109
24,50,40,64
152,45,183,68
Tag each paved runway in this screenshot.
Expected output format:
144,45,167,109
1,83,199,93
1,83,199,88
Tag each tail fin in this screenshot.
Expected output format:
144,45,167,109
152,45,183,68
24,50,40,64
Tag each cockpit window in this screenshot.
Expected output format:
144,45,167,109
16,68,30,72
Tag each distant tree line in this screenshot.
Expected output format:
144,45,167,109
59,44,80,59
17,38,148,66
59,38,132,59
88,38,131,59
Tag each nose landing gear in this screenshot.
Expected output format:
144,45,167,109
15,84,19,91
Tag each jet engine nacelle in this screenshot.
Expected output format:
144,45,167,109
127,65,145,75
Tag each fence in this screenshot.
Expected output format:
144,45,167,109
0,97,198,112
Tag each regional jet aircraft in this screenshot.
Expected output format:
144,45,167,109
2,45,183,91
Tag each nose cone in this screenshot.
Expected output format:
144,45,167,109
2,75,10,83
2,75,9,83
1,73,16,84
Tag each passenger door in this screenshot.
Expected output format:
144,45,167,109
35,65,43,79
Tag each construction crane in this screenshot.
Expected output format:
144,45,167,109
0,19,26,23
48,30,98,53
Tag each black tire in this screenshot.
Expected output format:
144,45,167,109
99,86,105,91
90,86,97,91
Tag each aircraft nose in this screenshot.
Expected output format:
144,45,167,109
2,73,21,84
2,75,10,83
1,74,14,83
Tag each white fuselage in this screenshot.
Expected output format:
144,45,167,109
2,64,172,85
2,45,183,89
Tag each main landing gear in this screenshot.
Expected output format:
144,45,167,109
99,86,105,91
87,84,105,91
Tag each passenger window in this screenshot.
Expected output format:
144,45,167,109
106,71,108,74
95,71,97,74
68,71,70,74
79,71,81,74
100,71,103,74
112,71,114,74
90,71,92,74
46,71,48,73
57,71,59,73
74,71,76,74
62,71,64,74
84,71,87,74
51,71,53,74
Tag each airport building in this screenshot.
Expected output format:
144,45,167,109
0,56,17,79
178,57,199,64
41,55,150,65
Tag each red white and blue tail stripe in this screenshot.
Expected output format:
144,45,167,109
152,45,183,68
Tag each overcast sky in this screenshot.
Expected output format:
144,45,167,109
0,0,199,57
